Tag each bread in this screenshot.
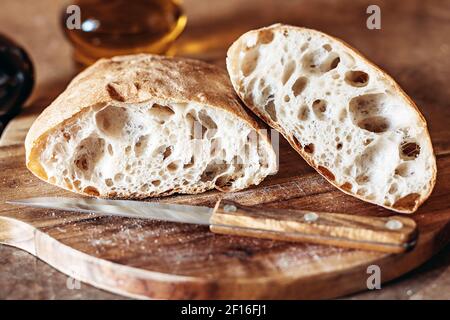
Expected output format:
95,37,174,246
25,54,277,198
226,24,436,213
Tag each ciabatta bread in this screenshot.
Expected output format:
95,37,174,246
227,24,436,213
25,54,277,198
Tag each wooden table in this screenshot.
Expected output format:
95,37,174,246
1,0,449,299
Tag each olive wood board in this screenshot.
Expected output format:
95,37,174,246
1,139,449,299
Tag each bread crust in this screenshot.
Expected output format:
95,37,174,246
25,54,277,197
227,24,437,213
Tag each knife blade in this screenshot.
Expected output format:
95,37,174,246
7,197,418,253
7,196,212,225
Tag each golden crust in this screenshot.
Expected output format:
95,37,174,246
227,24,437,213
25,54,276,194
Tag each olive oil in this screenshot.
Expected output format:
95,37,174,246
61,0,186,67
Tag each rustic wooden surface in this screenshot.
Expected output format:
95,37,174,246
0,0,450,299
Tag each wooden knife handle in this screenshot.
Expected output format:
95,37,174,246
210,199,418,253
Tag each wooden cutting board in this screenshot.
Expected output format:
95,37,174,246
1,0,450,299
1,136,450,299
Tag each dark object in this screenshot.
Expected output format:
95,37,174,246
0,34,34,133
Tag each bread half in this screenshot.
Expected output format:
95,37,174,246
25,54,277,198
227,24,436,213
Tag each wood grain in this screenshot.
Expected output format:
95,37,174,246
210,200,418,253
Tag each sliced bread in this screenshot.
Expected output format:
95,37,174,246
25,54,277,198
226,24,436,213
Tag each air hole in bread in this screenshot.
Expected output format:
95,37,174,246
356,174,369,184
197,111,218,139
215,174,232,187
298,105,310,121
134,135,149,157
349,94,390,133
107,144,114,156
74,156,88,171
83,186,100,196
106,83,126,102
162,146,172,160
323,44,332,51
318,166,335,181
304,143,315,154
73,136,105,179
167,161,180,172
395,163,413,177
95,106,129,138
63,132,71,142
292,77,308,96
345,71,369,87
198,110,218,129
300,42,309,52
349,93,385,115
326,56,340,72
257,29,274,44
338,108,347,121
358,116,390,133
357,188,367,196
303,49,324,72
184,156,194,169
341,182,352,192
304,49,340,73
312,99,327,120
258,78,267,90
151,180,161,187
400,141,420,160
389,183,398,194
210,138,221,157
393,193,420,211
148,104,175,123
114,173,124,182
200,162,229,182
105,178,113,187
264,100,277,121
241,49,259,76
73,180,81,190
64,177,73,189
282,60,296,84
185,111,196,139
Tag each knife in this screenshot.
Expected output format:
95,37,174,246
7,197,418,253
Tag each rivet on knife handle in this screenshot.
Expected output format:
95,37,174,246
210,200,418,253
